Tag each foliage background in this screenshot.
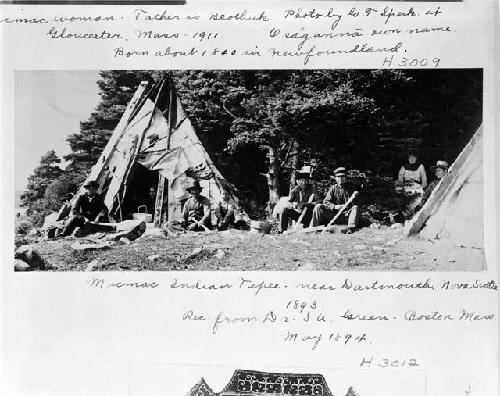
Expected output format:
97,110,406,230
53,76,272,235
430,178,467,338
20,69,483,226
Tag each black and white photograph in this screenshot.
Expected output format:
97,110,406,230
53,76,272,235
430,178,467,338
15,69,484,271
2,1,498,396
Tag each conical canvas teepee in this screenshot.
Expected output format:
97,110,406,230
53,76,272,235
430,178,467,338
403,125,483,249
79,77,247,224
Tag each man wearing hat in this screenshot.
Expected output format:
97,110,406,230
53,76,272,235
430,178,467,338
418,160,449,209
61,180,108,236
275,166,319,233
309,167,359,233
182,179,212,231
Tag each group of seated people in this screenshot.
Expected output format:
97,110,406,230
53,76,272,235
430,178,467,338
276,166,360,234
51,178,239,237
180,180,237,231
276,153,450,234
396,151,449,216
50,150,449,238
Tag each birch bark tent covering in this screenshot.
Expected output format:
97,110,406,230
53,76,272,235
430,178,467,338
403,125,483,249
79,77,247,224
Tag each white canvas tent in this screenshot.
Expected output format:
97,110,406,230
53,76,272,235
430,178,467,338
403,125,483,249
79,77,248,225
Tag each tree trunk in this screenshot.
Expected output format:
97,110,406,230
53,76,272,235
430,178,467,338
266,146,281,214
289,140,300,191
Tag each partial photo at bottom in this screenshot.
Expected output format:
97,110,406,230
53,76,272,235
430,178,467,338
128,363,426,396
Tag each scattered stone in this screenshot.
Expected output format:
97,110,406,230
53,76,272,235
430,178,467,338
330,250,342,258
214,249,225,260
105,220,147,242
71,241,111,251
370,223,381,229
354,244,367,250
390,223,403,229
14,259,31,271
385,238,400,246
372,246,385,252
203,243,233,252
298,262,315,271
85,260,100,271
27,228,41,238
15,245,46,270
290,238,311,246
188,247,205,259
264,235,279,244
119,237,131,245
148,254,161,262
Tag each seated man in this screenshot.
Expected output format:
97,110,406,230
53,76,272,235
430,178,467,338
142,186,157,215
309,167,359,234
61,180,108,237
416,160,449,210
215,190,236,231
182,180,211,231
275,168,319,233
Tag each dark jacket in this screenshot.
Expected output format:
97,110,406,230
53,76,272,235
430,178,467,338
323,183,357,209
71,192,107,220
182,195,211,223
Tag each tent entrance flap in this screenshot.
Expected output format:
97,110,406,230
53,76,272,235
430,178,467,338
119,163,159,221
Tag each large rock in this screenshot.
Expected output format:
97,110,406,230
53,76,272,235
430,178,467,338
14,259,31,272
14,245,46,270
107,220,146,242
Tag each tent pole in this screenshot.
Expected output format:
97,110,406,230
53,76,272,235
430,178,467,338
154,77,176,227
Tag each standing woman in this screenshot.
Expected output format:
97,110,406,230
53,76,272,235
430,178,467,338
396,150,428,217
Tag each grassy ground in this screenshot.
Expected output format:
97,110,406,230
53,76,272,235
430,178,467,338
21,226,485,272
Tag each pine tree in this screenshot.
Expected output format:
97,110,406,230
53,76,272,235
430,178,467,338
64,70,159,177
21,150,63,224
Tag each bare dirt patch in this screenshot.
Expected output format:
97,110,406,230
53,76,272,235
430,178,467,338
24,226,485,272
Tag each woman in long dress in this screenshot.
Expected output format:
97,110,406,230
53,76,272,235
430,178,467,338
396,150,428,218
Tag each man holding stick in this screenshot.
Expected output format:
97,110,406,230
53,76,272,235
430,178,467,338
276,167,319,233
309,167,359,234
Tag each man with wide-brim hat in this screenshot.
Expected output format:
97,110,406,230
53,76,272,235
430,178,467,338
276,166,320,233
309,167,360,233
61,180,108,236
418,160,449,209
182,179,212,231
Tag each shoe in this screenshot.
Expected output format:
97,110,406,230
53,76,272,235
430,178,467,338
341,227,355,234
